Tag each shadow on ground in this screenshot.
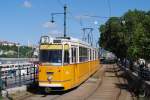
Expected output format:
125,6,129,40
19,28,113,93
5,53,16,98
114,67,150,100
26,82,78,96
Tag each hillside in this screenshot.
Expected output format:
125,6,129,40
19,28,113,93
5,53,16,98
0,45,33,58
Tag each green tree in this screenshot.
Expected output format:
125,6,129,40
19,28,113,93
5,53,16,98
0,45,33,58
99,10,150,61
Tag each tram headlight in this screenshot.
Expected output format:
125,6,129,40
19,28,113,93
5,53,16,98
47,76,52,82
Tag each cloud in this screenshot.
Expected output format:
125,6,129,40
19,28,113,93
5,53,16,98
23,1,32,8
43,21,57,29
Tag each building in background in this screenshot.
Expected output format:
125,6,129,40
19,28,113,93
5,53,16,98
0,40,20,46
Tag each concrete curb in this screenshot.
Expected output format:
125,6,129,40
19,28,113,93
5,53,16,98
2,85,27,98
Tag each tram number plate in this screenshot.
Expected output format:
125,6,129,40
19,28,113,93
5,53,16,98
47,72,53,75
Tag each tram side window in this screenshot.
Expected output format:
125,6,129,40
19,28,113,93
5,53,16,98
91,50,93,61
95,51,97,60
94,51,96,60
89,49,92,61
79,47,88,62
96,51,98,59
71,48,77,63
93,50,95,60
64,50,69,64
95,51,96,60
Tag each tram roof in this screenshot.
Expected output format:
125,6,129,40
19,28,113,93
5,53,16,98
60,37,89,45
40,36,97,49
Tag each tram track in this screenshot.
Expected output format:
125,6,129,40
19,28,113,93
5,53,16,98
6,64,134,100
75,65,117,100
53,66,105,100
86,64,134,100
11,65,104,100
14,91,62,100
7,86,64,100
83,66,105,100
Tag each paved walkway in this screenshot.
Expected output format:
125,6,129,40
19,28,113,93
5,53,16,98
87,64,135,100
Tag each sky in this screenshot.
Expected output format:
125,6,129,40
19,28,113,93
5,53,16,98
0,0,150,46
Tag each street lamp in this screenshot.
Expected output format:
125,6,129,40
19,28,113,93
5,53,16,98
51,5,67,38
120,19,127,67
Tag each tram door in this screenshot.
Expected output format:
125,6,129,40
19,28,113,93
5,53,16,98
71,46,78,84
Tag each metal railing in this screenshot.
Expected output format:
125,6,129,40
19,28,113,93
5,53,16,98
0,63,38,95
118,60,150,97
118,60,150,81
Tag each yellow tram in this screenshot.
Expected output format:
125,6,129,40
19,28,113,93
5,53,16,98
38,36,100,91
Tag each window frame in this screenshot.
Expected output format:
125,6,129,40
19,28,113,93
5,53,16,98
39,49,62,66
79,46,89,63
71,47,78,64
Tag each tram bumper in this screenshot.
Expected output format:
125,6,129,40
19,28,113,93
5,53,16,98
39,82,65,91
39,83,63,87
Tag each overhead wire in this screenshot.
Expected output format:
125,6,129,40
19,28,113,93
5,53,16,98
56,0,111,37
68,11,84,27
81,15,109,19
55,0,112,46
56,0,107,29
56,0,111,27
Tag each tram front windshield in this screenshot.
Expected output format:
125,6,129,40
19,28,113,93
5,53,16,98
40,50,62,66
40,50,69,66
